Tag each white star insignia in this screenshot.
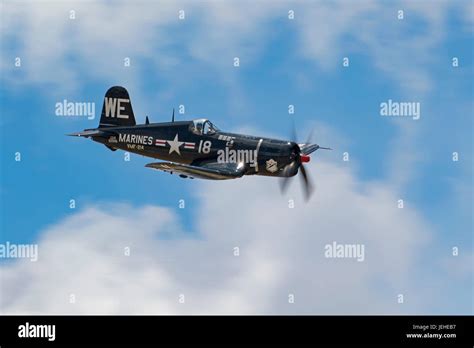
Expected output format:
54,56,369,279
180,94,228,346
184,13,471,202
167,133,184,155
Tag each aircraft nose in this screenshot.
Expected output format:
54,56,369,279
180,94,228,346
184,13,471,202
300,154,310,163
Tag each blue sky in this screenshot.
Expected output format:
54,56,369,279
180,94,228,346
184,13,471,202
0,1,472,314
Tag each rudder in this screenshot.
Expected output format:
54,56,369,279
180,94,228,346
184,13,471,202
99,86,136,127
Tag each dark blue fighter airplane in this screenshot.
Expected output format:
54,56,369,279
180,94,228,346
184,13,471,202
68,86,331,199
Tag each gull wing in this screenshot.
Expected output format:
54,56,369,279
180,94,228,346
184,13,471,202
145,161,246,180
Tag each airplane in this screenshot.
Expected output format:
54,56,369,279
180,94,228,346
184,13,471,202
68,86,331,199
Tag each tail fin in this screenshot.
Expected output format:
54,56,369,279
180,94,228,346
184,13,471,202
99,86,136,128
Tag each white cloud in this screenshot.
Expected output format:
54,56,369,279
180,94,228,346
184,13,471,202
1,0,469,97
294,0,460,95
5,158,469,315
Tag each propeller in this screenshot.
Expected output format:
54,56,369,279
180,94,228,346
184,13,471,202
280,122,331,201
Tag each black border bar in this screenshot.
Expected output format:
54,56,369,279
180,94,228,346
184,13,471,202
0,315,472,345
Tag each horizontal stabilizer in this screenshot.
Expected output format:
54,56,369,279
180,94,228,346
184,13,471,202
66,129,108,138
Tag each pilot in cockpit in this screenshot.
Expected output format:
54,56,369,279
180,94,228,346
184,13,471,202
192,119,219,135
195,122,203,134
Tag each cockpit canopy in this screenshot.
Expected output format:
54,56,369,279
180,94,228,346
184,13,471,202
190,118,220,135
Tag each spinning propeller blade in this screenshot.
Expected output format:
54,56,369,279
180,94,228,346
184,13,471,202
280,122,330,201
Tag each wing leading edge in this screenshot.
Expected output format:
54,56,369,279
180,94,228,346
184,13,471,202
299,143,332,155
145,161,246,180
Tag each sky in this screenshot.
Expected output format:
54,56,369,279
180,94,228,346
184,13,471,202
0,0,472,314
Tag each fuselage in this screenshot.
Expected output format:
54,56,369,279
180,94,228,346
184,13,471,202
89,120,297,177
